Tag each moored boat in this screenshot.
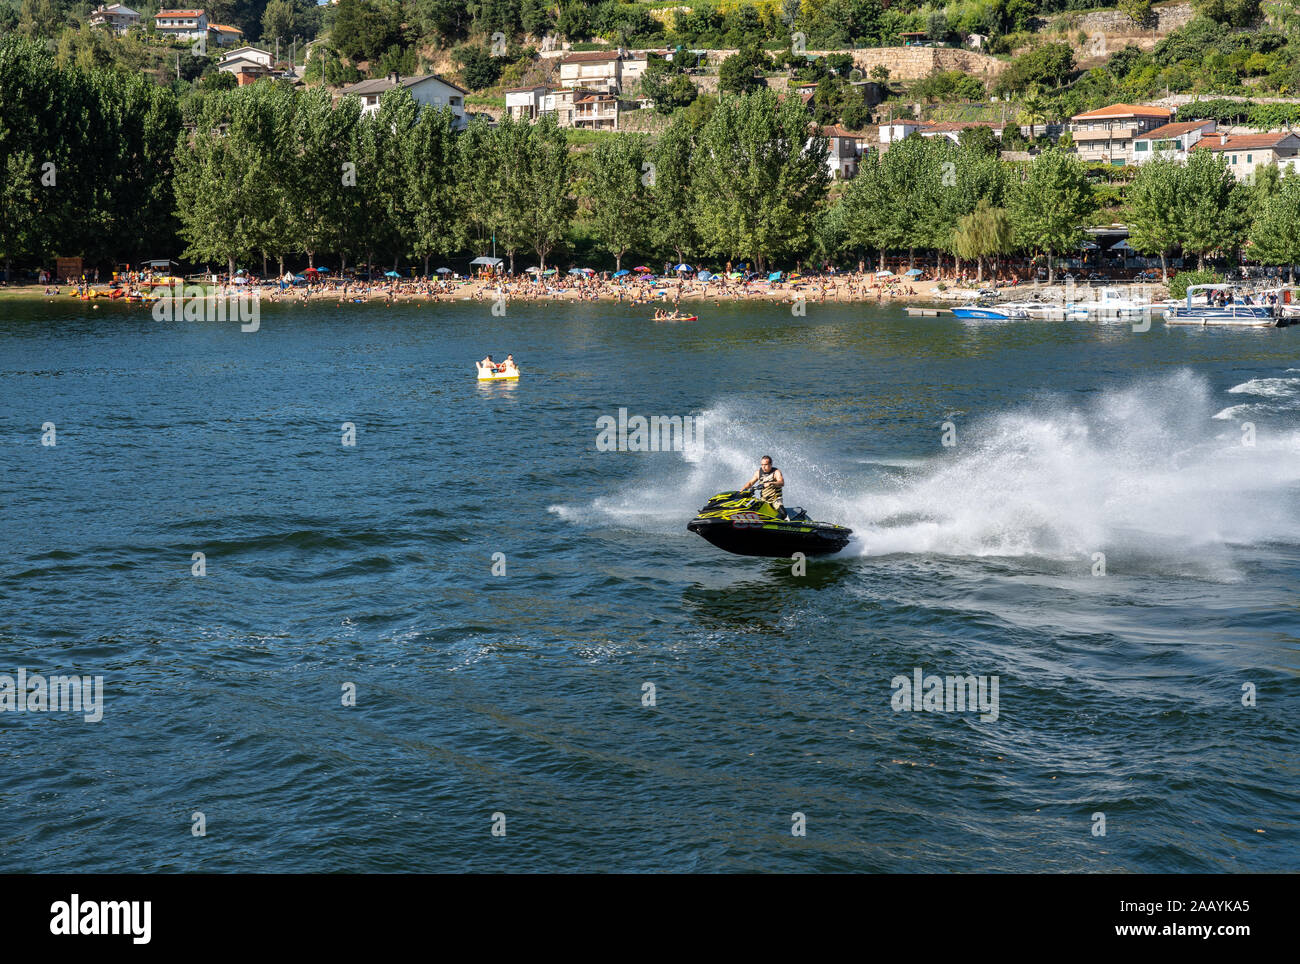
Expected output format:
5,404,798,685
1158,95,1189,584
951,303,1028,320
1164,285,1279,327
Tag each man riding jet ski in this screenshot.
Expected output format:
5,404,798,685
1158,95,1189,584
741,456,785,517
686,456,852,557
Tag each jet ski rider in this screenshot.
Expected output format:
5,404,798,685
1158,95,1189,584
741,456,785,519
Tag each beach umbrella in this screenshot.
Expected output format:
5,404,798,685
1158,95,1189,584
904,267,923,277
435,267,453,274
470,256,502,266
728,271,743,279
768,271,782,281
633,266,652,273
697,270,713,281
1113,240,1135,251
385,270,401,278
874,269,893,277
613,269,630,277
674,263,693,271
542,268,556,276
293,273,307,280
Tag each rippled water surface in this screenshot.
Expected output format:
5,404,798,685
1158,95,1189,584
1,298,1297,872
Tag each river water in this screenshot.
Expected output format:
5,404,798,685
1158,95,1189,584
1,297,1297,871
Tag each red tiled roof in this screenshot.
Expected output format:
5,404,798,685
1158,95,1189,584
820,125,864,139
922,121,1003,133
1200,132,1300,151
209,23,241,32
155,9,204,17
1071,103,1171,120
1137,121,1210,140
561,51,620,64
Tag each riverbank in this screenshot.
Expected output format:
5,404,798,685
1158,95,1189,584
0,276,1174,306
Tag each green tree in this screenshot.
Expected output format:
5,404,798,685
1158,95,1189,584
404,104,461,275
1118,0,1153,25
952,199,1014,282
1191,0,1261,27
1248,173,1300,282
651,118,699,263
1010,149,1096,283
517,116,573,273
1175,148,1249,271
1126,155,1181,280
290,87,361,269
718,45,769,96
585,134,652,272
690,88,829,273
262,0,297,42
173,91,261,277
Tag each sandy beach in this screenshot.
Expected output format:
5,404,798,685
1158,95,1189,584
1,273,1173,307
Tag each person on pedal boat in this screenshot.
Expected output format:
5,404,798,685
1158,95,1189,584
741,456,785,518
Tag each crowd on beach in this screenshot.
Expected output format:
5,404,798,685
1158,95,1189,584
13,257,1180,307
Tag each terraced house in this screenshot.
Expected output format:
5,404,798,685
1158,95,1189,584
1131,120,1217,164
1198,131,1300,181
152,8,207,40
1068,104,1174,166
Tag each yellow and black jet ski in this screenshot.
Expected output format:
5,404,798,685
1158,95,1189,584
687,490,852,557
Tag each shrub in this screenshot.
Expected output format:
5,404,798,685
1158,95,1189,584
1169,269,1224,300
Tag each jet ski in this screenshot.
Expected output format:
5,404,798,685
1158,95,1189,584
686,490,852,557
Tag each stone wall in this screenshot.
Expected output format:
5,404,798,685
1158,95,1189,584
847,47,1008,81
1043,2,1194,42
701,45,1007,81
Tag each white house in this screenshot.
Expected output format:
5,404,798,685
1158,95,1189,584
1131,120,1216,165
218,46,272,68
1069,103,1174,166
918,121,1004,145
208,23,244,47
819,125,867,179
559,51,622,93
619,50,651,84
573,93,620,131
89,4,140,33
504,85,552,122
339,73,468,129
217,46,274,85
1198,131,1300,182
153,9,208,40
878,118,931,148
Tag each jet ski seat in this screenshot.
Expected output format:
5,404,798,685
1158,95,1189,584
785,507,808,522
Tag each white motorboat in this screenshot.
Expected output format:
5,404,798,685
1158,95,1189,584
1164,285,1278,327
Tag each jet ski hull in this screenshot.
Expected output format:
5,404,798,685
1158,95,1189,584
686,491,852,557
687,517,851,556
